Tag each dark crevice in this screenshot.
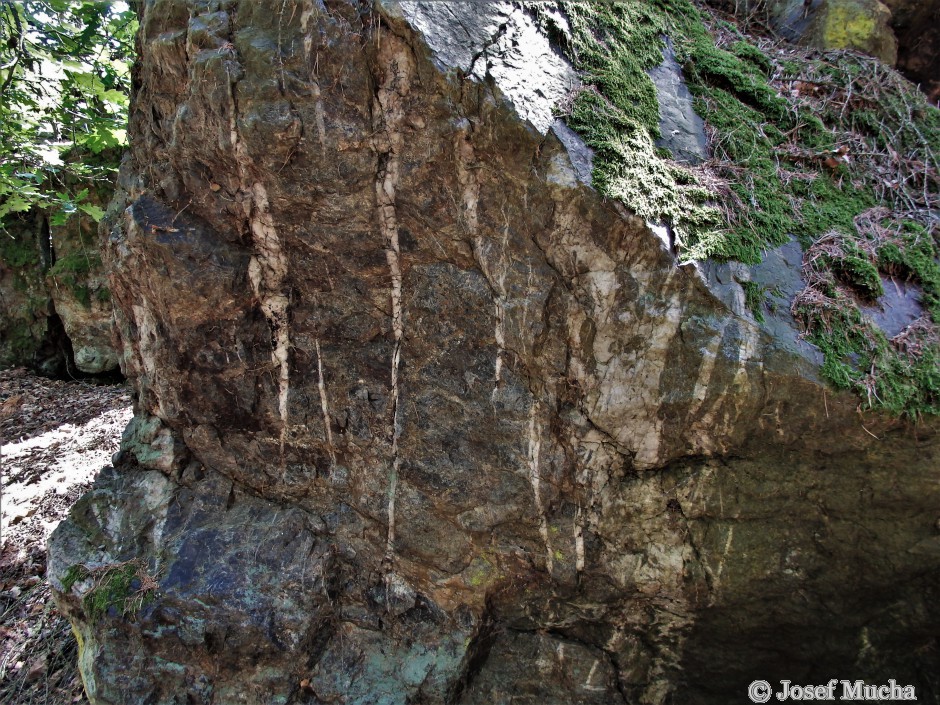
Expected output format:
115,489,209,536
890,7,940,103
31,302,124,384
30,303,71,379
38,214,54,272
446,619,498,705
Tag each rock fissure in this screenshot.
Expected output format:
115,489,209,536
453,120,512,403
370,22,415,563
314,337,337,471
526,400,554,576
222,28,293,467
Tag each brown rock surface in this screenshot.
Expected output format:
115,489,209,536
48,2,940,704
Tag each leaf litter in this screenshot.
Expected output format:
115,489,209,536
1,368,132,704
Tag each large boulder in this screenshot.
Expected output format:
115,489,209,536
883,0,940,100
767,0,898,64
0,205,119,376
713,0,940,99
49,2,940,704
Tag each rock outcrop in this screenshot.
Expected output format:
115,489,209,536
713,0,940,100
0,203,119,376
49,2,940,704
762,0,898,64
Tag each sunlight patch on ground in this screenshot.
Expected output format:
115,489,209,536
1,405,132,543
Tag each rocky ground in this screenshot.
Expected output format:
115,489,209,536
1,368,132,704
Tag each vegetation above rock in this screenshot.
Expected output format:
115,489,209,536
0,1,135,228
545,0,939,417
0,2,131,370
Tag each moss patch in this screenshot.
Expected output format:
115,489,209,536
793,215,940,417
739,280,768,323
546,1,938,416
0,229,40,269
1,322,41,365
553,1,722,254
47,250,101,309
62,561,158,622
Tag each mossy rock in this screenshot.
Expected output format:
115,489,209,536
62,561,157,623
551,1,938,417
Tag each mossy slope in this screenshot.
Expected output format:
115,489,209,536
545,0,939,417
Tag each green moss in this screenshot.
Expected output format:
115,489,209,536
836,254,882,299
795,215,940,417
793,290,874,389
740,280,767,323
61,562,157,622
731,40,773,76
48,250,98,277
48,250,100,309
0,230,40,268
61,564,87,593
556,0,866,261
84,564,137,619
877,223,940,320
795,179,876,247
75,285,92,308
559,0,724,254
1,323,39,366
804,309,940,417
550,1,938,416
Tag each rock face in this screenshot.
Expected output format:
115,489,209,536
883,0,940,101
767,0,898,64
722,0,940,100
49,2,940,704
0,212,55,371
0,205,119,376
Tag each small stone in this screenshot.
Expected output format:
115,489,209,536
26,657,46,682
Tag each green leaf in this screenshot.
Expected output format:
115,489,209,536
78,202,105,221
0,194,34,219
49,209,71,226
0,0,136,228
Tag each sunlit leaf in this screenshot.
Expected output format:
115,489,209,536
78,202,105,221
0,0,136,227
0,195,34,217
49,209,70,226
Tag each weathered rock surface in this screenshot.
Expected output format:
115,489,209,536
768,0,898,64
883,0,940,100
0,212,55,371
648,38,708,165
714,0,940,99
0,203,119,376
49,2,940,704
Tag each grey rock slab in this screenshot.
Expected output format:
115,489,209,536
385,0,578,134
860,275,925,337
648,36,709,164
700,238,823,368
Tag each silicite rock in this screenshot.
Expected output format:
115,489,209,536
725,0,940,97
50,2,940,704
767,0,898,64
0,206,118,376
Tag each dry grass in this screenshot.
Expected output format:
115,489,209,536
891,316,940,361
0,547,87,705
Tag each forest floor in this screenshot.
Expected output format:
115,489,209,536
0,368,132,704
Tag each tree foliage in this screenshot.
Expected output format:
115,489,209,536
0,0,136,228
